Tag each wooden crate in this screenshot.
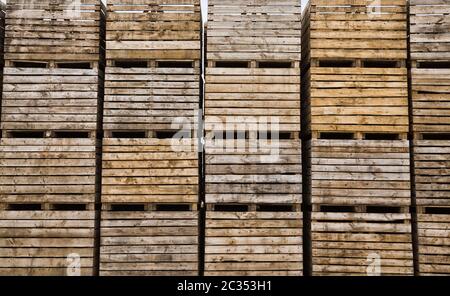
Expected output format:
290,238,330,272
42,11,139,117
205,208,303,276
206,0,301,133
411,68,450,133
0,138,96,204
100,209,198,276
1,67,101,131
311,209,414,276
311,139,411,207
410,0,450,62
417,207,450,276
414,140,450,207
4,0,104,62
304,0,407,61
302,0,408,135
102,138,198,204
103,0,201,132
307,66,409,134
205,139,302,205
0,208,95,276
103,64,200,132
105,0,200,61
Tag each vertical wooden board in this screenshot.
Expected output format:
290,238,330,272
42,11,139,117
205,139,302,204
103,66,200,132
410,0,450,61
99,210,199,276
311,139,411,207
414,140,450,207
1,67,100,131
102,138,199,204
205,211,303,276
309,0,407,60
311,211,414,276
0,138,96,204
417,211,450,275
4,0,103,62
412,69,450,133
0,210,95,276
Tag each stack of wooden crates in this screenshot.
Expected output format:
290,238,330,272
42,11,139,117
0,0,105,275
410,0,450,275
205,0,303,275
99,0,201,276
302,0,414,275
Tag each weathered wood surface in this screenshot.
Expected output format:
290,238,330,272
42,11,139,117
205,139,302,204
100,210,198,276
206,0,301,132
1,68,101,131
306,0,407,60
205,210,303,276
103,65,200,132
102,138,198,204
311,140,411,207
312,211,414,276
410,0,450,61
414,140,450,207
0,138,96,204
417,210,450,275
0,210,95,276
106,0,201,61
4,0,104,62
308,67,409,134
207,0,301,61
205,66,301,133
412,69,450,133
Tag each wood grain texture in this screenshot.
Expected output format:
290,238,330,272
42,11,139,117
100,210,198,276
410,0,450,61
0,210,95,276
102,138,198,203
0,138,96,204
312,211,414,276
4,0,104,62
311,140,411,207
205,210,303,276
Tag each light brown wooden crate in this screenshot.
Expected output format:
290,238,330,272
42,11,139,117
305,0,407,60
417,211,450,275
308,67,409,134
414,140,450,207
205,210,303,276
412,68,450,134
0,209,95,276
103,65,200,132
99,210,198,276
207,0,301,61
205,139,302,204
0,138,96,204
102,138,198,204
311,211,414,276
1,67,101,131
410,0,450,62
311,139,411,207
4,0,104,62
105,0,201,61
